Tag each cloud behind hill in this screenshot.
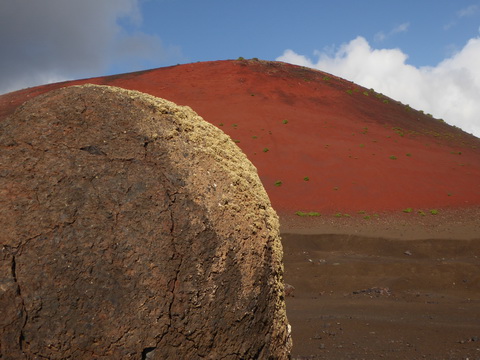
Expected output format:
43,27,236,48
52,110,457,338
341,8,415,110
0,0,176,94
277,36,480,138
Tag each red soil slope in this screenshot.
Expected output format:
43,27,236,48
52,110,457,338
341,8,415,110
1,59,479,216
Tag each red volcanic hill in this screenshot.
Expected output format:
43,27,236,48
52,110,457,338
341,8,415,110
1,59,480,216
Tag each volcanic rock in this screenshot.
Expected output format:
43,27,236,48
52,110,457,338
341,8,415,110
0,85,291,359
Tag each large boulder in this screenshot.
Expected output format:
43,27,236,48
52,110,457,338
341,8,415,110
0,85,291,359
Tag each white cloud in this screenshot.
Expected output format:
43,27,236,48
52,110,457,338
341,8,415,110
374,32,387,42
458,4,479,18
277,36,480,138
0,0,179,94
445,4,479,30
375,22,409,42
392,22,410,34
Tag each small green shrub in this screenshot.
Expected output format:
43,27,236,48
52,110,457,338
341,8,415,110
263,148,269,153
346,89,353,95
303,177,310,181
282,119,289,124
403,208,413,213
389,155,398,160
430,209,439,215
392,127,405,137
418,210,426,216
295,211,321,217
274,180,282,187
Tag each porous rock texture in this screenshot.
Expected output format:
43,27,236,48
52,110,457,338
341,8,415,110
0,85,291,359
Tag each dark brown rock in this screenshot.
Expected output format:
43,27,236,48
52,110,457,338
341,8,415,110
0,85,291,359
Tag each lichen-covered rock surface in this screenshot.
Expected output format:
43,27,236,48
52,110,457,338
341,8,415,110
0,84,291,359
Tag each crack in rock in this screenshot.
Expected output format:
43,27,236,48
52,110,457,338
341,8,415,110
10,255,28,352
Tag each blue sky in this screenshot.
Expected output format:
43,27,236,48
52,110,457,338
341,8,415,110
1,0,479,136
137,0,478,67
